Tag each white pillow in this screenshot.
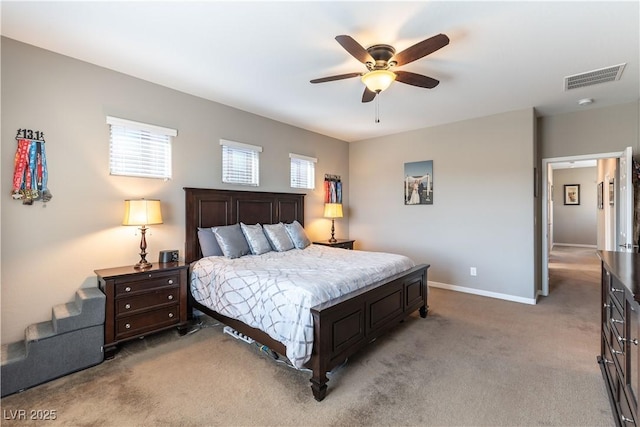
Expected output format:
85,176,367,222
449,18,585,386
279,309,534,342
284,220,311,249
263,223,295,252
212,224,251,259
240,223,272,255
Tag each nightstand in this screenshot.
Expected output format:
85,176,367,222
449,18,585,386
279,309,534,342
313,239,355,250
95,262,189,359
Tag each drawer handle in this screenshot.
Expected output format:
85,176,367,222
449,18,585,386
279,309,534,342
125,303,131,310
611,318,624,325
612,348,624,355
125,286,131,293
604,303,611,309
168,313,174,318
618,336,639,346
168,279,174,285
168,295,173,300
125,323,131,329
621,415,635,425
611,287,625,294
603,357,614,365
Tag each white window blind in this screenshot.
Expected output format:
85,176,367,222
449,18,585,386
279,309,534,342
220,139,262,186
290,153,317,189
107,116,176,180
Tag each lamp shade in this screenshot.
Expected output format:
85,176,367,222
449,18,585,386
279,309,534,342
122,199,163,226
361,70,396,93
323,203,343,219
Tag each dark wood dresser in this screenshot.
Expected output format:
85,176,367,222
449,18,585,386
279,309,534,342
96,262,189,358
599,250,640,426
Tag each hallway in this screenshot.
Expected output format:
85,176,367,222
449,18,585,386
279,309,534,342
548,245,600,295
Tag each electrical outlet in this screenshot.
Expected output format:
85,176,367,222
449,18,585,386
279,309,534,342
470,267,477,276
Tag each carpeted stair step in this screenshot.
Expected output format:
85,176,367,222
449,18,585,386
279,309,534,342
25,321,56,342
1,341,26,365
52,287,105,334
1,287,105,397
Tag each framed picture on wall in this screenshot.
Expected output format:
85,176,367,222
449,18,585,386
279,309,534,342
609,179,615,206
597,182,604,209
404,160,433,205
564,184,580,205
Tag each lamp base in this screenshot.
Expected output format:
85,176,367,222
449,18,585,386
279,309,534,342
134,260,153,270
328,218,337,243
134,225,152,270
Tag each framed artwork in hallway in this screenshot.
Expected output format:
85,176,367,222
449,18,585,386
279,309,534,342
564,184,580,205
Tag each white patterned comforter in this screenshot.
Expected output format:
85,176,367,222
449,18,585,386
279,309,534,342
190,244,415,368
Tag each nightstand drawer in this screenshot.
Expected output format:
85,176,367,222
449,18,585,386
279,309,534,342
332,241,353,250
116,287,179,316
313,239,355,250
114,274,179,296
116,305,179,339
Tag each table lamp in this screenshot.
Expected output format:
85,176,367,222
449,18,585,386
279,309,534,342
323,203,343,243
123,199,163,270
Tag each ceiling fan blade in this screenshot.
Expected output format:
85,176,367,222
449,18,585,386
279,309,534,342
335,35,375,64
362,87,376,103
392,34,449,66
395,70,440,89
310,72,362,84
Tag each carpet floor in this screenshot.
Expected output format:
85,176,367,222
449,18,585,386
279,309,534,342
1,246,614,426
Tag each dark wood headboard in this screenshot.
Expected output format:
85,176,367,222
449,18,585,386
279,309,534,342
184,188,305,263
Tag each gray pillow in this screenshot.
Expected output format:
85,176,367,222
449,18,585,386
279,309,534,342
240,223,272,255
284,220,311,249
198,227,223,257
212,224,251,259
263,223,295,252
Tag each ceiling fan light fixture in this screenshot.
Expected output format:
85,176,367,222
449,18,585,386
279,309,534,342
361,70,396,93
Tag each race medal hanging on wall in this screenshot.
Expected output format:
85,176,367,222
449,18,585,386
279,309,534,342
12,128,52,205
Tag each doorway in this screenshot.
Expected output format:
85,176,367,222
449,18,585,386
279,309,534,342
541,148,633,297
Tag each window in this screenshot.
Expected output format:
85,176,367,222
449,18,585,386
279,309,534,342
107,116,176,179
290,153,317,189
220,139,262,186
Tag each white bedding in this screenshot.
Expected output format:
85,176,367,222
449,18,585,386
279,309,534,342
190,244,415,368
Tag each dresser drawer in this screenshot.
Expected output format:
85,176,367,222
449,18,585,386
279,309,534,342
114,273,179,296
620,387,636,426
116,287,179,316
610,280,627,312
115,305,179,340
603,337,620,396
610,301,626,341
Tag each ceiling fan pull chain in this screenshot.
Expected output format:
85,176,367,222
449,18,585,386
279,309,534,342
375,95,380,123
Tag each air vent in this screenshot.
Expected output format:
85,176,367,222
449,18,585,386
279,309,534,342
564,63,626,90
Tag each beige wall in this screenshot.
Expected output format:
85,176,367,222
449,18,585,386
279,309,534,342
552,167,597,246
349,109,537,302
1,38,349,344
538,102,640,159
597,158,619,250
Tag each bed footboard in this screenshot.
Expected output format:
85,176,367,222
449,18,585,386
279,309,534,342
308,264,429,401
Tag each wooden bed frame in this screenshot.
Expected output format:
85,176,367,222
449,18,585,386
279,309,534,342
184,187,430,401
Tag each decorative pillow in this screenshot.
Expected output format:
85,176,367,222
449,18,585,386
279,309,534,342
240,223,272,255
212,224,251,259
284,220,311,249
263,223,295,252
198,227,223,257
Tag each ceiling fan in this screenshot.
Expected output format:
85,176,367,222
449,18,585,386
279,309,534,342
311,33,449,103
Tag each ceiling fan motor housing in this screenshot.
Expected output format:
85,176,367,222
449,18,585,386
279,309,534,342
366,44,396,70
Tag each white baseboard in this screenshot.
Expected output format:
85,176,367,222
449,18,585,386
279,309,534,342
552,243,597,248
428,281,537,305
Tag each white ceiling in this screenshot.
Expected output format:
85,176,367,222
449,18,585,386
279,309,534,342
1,1,638,142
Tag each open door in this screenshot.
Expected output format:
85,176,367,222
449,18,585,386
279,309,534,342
541,148,634,297
618,146,635,252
